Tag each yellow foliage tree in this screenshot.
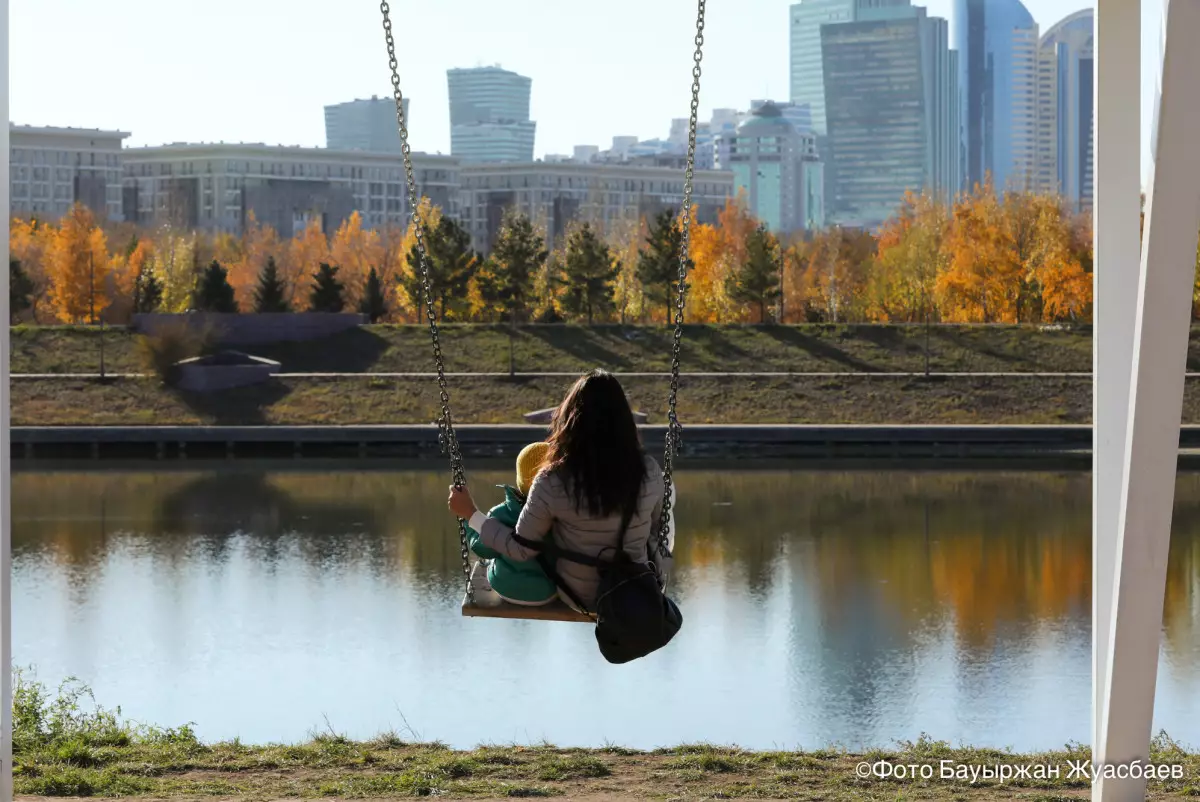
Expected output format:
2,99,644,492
868,191,950,322
396,198,443,321
47,205,111,323
288,219,331,311
330,211,383,310
149,228,198,314
10,217,55,322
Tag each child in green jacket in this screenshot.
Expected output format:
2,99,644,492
465,441,558,605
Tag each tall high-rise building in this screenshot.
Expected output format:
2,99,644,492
954,0,1039,192
1034,9,1094,210
447,66,536,163
821,5,961,228
789,0,914,136
324,96,407,154
719,101,824,234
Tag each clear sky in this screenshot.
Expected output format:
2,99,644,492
12,0,1159,182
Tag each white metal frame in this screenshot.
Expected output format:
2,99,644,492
2,0,12,799
1095,0,1200,799
1092,0,1140,763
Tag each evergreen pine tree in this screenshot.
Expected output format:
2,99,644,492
478,210,547,323
253,256,291,313
562,223,620,324
309,263,346,313
9,259,33,322
358,266,388,322
636,209,689,324
404,216,479,321
133,261,164,313
727,224,783,323
193,260,238,313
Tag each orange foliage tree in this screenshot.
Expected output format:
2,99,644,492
10,217,55,322
330,211,383,310
46,205,111,323
230,212,282,309
937,184,1021,322
288,219,331,312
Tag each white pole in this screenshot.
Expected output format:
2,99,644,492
1091,0,1140,759
1095,0,1200,797
1,0,12,795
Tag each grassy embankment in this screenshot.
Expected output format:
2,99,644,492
6,323,1183,426
17,671,1200,800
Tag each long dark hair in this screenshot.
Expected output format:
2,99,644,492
543,369,647,520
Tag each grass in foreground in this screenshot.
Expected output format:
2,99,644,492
9,374,1102,426
10,323,1096,376
19,670,1200,801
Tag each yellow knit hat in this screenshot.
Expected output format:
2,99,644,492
516,441,551,496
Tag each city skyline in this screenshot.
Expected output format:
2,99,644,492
12,0,1159,184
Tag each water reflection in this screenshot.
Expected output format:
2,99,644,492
11,466,1168,751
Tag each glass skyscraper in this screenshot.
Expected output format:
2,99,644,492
953,0,1039,192
447,66,536,163
325,97,407,154
789,0,915,135
821,6,961,228
1035,9,1094,210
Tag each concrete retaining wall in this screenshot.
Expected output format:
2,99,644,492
131,313,366,346
11,424,1104,465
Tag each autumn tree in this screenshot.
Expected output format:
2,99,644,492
148,229,200,313
691,194,758,323
10,218,54,321
561,223,619,323
330,211,383,309
194,260,239,313
231,212,282,308
253,257,291,313
636,209,687,324
530,251,567,323
9,260,33,322
47,204,111,323
289,219,330,311
359,267,388,323
798,227,874,323
395,199,442,320
726,224,782,323
938,184,1019,322
309,263,346,313
477,210,546,323
869,191,950,322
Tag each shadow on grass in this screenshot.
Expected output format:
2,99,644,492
675,326,755,370
760,326,884,372
248,328,390,373
524,325,633,371
174,379,292,425
926,326,1027,371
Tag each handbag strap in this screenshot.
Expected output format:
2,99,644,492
509,505,636,617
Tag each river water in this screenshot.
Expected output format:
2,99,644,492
13,465,1200,751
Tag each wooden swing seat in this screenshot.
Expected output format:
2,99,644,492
461,562,593,623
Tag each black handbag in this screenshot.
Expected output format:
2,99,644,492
513,510,682,664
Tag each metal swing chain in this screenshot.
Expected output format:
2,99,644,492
380,1,474,601
657,0,706,560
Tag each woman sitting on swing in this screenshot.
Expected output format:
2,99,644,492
447,369,672,613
